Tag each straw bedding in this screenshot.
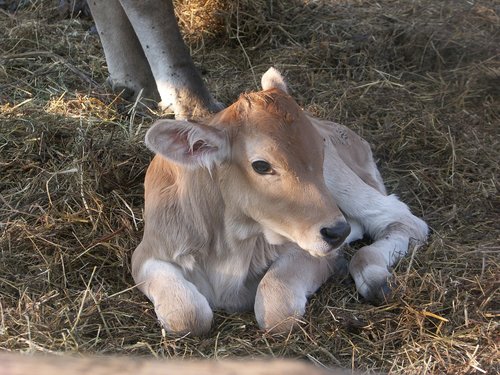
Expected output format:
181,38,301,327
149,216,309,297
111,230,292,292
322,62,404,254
0,0,498,373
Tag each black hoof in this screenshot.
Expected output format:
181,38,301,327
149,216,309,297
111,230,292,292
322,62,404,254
330,251,350,280
112,85,136,101
365,277,396,305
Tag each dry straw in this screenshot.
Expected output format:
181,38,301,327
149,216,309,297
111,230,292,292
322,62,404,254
0,0,498,374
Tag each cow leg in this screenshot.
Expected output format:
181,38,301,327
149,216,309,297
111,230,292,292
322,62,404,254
323,143,428,303
118,0,223,119
87,0,159,102
255,248,338,333
133,258,213,336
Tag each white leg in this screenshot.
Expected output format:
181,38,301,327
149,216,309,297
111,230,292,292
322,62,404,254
134,259,213,336
349,224,425,301
324,143,428,302
255,248,339,333
345,219,364,243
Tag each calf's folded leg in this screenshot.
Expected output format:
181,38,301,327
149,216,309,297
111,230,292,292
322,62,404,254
349,215,427,302
255,249,338,333
323,142,428,303
133,258,213,336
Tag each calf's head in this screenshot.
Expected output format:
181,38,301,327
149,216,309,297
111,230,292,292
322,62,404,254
145,68,350,256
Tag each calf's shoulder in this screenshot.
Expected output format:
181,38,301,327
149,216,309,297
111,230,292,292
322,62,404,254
310,116,386,195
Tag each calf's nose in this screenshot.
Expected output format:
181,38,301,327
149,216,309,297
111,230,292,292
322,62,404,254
320,222,351,248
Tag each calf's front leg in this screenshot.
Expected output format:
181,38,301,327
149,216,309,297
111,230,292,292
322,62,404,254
349,214,427,302
255,248,339,333
133,258,213,336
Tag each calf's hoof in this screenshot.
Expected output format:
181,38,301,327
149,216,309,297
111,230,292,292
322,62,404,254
261,316,304,335
255,284,307,334
330,251,349,280
363,274,396,305
155,300,213,337
351,264,395,305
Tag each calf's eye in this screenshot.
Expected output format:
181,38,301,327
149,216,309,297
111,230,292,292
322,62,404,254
252,160,273,175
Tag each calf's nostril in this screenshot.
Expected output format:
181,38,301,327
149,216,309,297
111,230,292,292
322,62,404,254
320,227,335,239
320,222,351,247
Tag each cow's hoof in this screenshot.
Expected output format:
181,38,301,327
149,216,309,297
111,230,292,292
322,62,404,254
106,77,135,100
107,77,160,104
158,100,176,115
161,100,225,120
113,85,136,100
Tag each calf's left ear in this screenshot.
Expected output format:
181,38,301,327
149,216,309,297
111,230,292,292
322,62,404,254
145,119,229,168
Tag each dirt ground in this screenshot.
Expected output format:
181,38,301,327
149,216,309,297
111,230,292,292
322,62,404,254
0,0,498,374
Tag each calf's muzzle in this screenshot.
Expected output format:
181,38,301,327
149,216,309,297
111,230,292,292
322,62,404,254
320,222,351,248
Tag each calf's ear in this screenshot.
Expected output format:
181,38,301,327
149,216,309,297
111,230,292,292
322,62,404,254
261,67,288,93
145,119,229,168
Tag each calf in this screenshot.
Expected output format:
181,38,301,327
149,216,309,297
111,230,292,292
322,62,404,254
132,68,428,335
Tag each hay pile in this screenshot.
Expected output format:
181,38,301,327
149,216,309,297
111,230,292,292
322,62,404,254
1,0,498,373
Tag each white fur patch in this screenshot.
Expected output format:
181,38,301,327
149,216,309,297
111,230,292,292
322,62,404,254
261,67,288,93
345,220,364,243
262,227,288,245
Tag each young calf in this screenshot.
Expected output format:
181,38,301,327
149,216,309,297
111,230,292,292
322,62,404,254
132,68,428,335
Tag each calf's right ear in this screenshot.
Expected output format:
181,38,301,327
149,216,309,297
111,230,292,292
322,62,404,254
145,119,229,169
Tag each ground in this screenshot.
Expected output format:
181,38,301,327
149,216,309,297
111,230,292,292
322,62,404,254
0,0,498,374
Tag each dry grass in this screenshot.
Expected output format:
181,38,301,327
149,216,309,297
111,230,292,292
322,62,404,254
1,0,499,373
